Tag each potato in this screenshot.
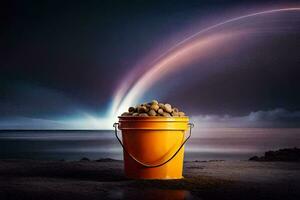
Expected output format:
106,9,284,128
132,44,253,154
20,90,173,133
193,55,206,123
128,107,135,113
148,109,157,116
178,112,185,117
158,103,165,109
162,112,171,117
139,113,149,117
121,112,131,116
152,100,159,105
150,103,159,111
122,100,186,117
157,108,164,115
164,104,172,113
172,107,179,113
137,105,148,113
172,112,179,117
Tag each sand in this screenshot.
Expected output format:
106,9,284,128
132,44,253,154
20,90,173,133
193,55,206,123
0,159,299,200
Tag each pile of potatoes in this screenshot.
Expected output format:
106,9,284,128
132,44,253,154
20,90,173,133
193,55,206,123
121,100,186,117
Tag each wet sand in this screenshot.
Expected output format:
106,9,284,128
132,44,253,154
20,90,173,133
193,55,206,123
0,159,299,200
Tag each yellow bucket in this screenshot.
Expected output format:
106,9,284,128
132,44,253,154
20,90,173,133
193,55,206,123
113,117,193,179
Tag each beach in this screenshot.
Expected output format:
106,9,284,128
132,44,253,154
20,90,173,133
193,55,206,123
0,159,299,200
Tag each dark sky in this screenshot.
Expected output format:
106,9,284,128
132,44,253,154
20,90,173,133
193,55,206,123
1,0,300,128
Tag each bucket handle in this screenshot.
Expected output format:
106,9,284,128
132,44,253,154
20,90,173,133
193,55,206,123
113,122,194,168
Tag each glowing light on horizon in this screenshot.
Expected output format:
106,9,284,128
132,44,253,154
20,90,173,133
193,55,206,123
110,7,300,119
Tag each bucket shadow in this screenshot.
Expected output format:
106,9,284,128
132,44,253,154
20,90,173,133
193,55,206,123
108,188,194,200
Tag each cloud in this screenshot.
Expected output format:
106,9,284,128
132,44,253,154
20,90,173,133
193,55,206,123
0,114,114,130
191,108,300,128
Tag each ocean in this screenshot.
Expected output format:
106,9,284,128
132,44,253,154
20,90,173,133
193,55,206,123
0,128,299,161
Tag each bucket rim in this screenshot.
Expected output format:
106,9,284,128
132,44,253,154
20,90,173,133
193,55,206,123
118,116,189,121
